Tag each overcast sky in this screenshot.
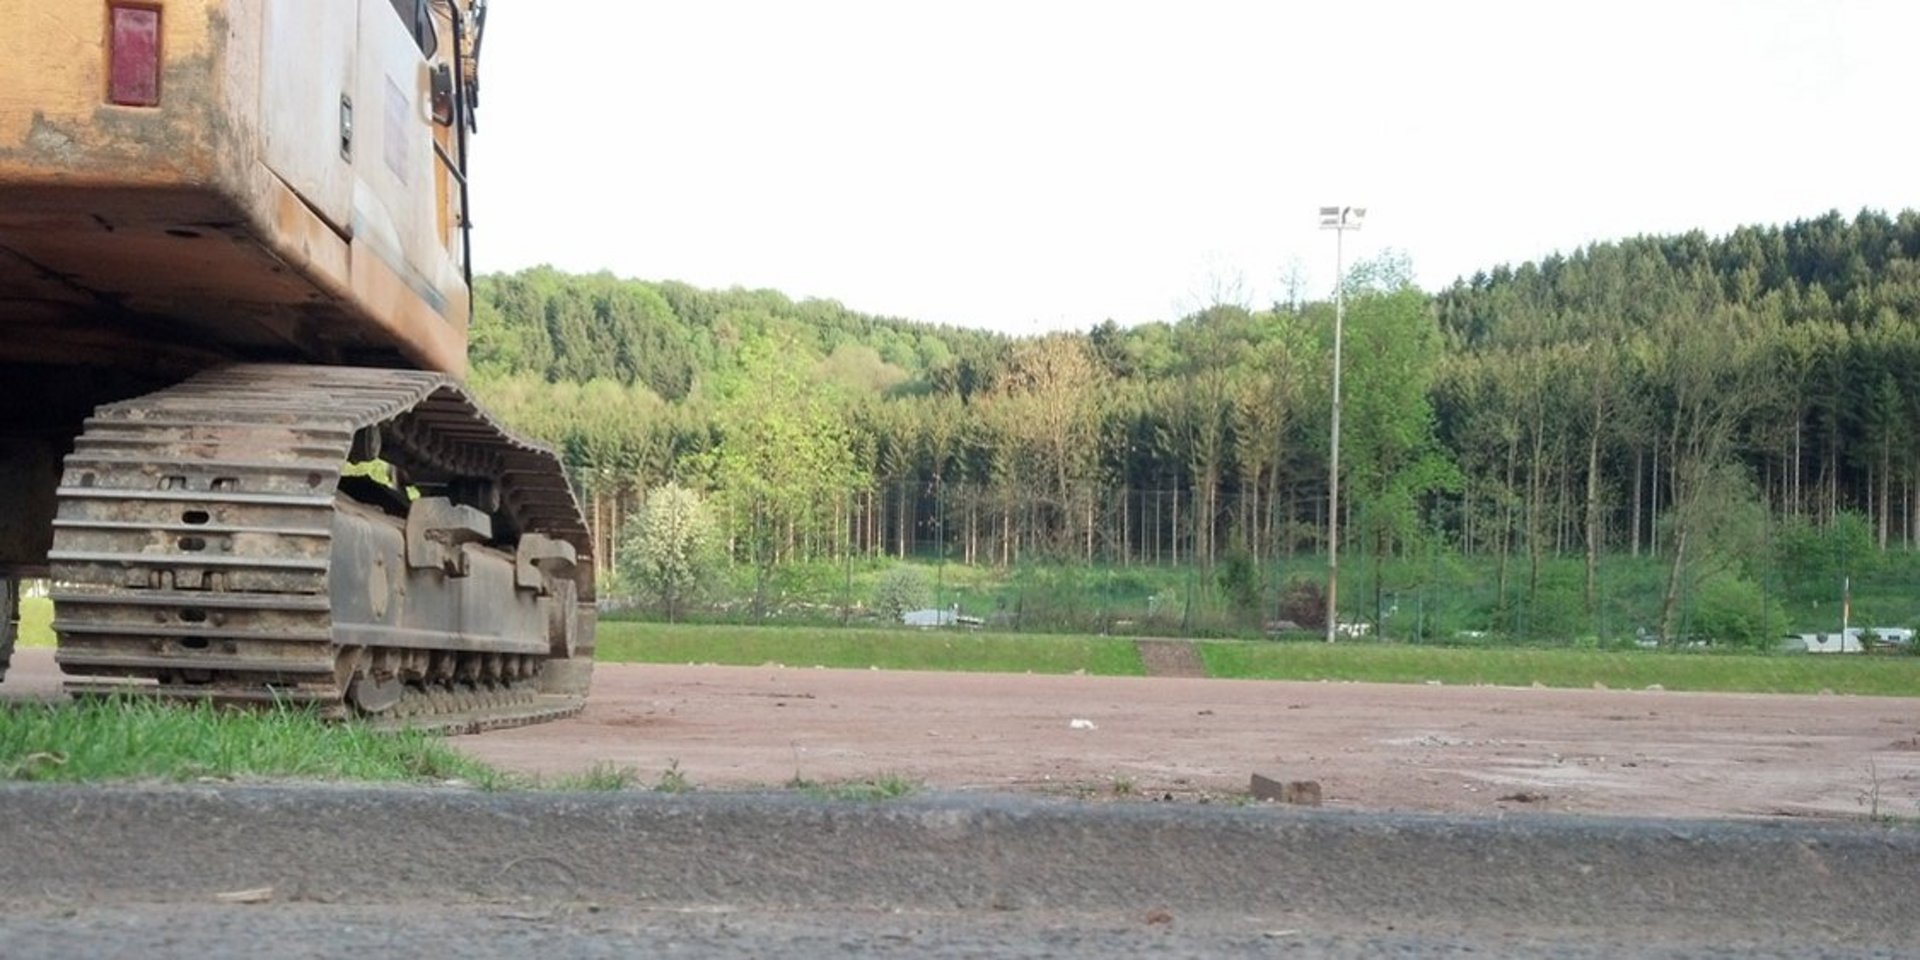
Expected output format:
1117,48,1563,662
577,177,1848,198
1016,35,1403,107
467,0,1917,334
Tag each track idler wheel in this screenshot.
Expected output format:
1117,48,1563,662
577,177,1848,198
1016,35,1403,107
348,673,405,714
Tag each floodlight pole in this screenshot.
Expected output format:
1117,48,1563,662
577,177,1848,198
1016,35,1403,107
1319,206,1365,643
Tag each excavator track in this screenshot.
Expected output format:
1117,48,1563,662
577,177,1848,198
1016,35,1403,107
46,364,595,730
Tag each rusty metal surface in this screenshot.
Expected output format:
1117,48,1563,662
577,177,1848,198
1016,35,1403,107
44,363,593,724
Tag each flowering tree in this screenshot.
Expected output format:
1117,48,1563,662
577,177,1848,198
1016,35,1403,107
617,483,720,621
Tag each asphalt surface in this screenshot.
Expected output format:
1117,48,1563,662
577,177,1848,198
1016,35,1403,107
1,785,1916,957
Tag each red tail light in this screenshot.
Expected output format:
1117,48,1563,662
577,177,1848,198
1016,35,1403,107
108,5,161,107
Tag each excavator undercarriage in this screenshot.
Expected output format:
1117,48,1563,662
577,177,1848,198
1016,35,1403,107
2,0,597,728
43,364,594,732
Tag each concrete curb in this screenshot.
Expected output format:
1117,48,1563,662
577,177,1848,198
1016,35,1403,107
1,785,1913,940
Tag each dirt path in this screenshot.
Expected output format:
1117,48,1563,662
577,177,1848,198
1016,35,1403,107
1133,640,1207,677
5,649,1918,819
464,658,1920,819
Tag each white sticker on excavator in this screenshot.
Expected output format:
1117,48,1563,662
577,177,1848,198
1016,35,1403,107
384,75,411,185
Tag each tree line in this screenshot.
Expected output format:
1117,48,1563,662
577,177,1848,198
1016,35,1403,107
470,209,1920,642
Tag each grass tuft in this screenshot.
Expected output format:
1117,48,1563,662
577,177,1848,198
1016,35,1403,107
552,761,640,792
0,696,501,785
652,758,693,793
797,773,921,801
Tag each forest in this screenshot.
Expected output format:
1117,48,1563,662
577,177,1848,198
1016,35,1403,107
466,209,1920,646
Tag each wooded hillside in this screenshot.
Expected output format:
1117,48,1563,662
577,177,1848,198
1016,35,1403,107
469,209,1920,641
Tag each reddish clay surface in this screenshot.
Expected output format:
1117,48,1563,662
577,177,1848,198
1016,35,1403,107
6,649,1918,819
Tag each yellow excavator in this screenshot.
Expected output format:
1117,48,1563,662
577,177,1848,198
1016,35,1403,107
0,0,595,729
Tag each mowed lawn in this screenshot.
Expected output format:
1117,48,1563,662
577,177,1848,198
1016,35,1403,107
595,621,1147,677
596,621,1920,697
1201,643,1920,697
16,609,1919,696
16,596,52,646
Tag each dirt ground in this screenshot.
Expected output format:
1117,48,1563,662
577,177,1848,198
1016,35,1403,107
6,648,1919,819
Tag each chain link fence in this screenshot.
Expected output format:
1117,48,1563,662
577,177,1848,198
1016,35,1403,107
607,482,1920,653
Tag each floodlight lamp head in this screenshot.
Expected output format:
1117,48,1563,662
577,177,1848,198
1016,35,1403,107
1319,205,1366,230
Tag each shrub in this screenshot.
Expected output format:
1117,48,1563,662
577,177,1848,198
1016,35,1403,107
872,566,930,623
1774,511,1874,600
1216,549,1262,621
617,483,722,621
1508,563,1587,643
1686,573,1787,649
1278,578,1325,630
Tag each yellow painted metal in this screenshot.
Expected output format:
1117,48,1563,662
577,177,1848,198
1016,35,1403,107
0,0,227,185
0,0,473,377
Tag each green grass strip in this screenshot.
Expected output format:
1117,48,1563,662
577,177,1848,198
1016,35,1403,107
0,697,505,785
596,621,1147,676
17,595,52,648
1202,642,1920,696
597,621,1919,697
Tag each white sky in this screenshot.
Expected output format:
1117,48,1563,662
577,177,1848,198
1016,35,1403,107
468,0,1918,334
